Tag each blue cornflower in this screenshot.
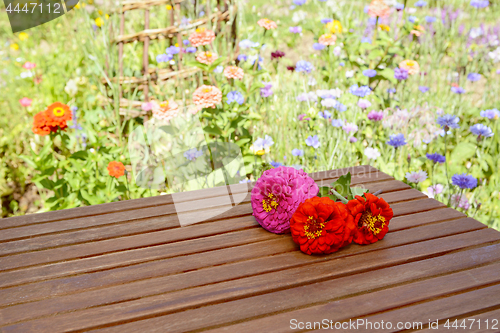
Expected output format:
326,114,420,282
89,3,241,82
227,91,245,105
185,47,197,53
467,73,481,81
237,54,248,62
213,65,224,73
318,110,332,119
363,69,377,78
470,0,489,8
331,119,344,127
239,39,259,49
270,161,283,168
361,37,372,44
334,101,347,112
480,109,500,119
293,0,306,5
166,46,180,55
313,43,326,50
321,18,333,24
260,82,273,97
387,88,396,94
415,0,427,7
425,16,436,23
408,16,417,23
305,135,320,148
395,2,405,10
182,39,190,45
349,84,372,98
156,53,173,62
451,86,466,94
451,174,478,189
437,114,460,129
184,148,204,161
296,60,314,73
292,148,304,156
426,153,446,163
394,67,409,80
419,86,429,93
470,124,494,138
386,133,407,148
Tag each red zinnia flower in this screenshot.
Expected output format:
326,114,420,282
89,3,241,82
107,161,125,178
346,193,393,245
290,197,356,255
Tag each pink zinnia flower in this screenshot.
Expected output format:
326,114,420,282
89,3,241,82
141,102,154,112
223,66,244,80
368,0,391,18
257,18,278,30
192,85,222,109
196,51,218,65
399,60,420,75
19,97,32,107
151,100,179,122
251,166,319,234
318,34,337,46
188,28,216,47
23,61,36,70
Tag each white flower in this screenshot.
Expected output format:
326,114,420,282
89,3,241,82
292,10,307,23
405,171,428,183
64,79,78,96
469,27,484,39
346,70,355,78
488,47,500,63
333,46,342,57
20,71,33,78
407,7,417,14
424,184,444,198
364,147,381,160
308,77,317,86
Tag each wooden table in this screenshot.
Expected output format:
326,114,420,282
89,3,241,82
1,166,499,332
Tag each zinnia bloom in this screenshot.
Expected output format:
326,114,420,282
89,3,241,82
19,97,32,107
368,0,391,18
346,193,393,245
188,27,215,47
251,166,319,234
192,85,222,109
107,161,125,178
151,100,179,122
411,25,425,37
196,51,218,64
223,66,244,80
399,60,419,75
290,197,356,255
257,18,277,30
318,33,337,46
325,20,342,34
33,102,73,135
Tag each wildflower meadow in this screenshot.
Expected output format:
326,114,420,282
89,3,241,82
1,0,499,230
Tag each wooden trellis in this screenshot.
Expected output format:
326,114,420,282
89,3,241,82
105,0,237,117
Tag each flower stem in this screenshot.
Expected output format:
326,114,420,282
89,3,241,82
124,170,131,200
444,130,451,206
329,188,348,204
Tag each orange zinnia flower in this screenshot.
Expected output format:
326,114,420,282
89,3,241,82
290,197,356,255
223,66,244,80
31,102,72,136
188,27,216,47
411,25,425,37
318,33,337,46
107,161,125,178
346,193,393,245
192,85,222,109
151,100,179,122
399,59,420,75
32,111,52,136
257,18,277,30
368,0,391,18
196,51,218,65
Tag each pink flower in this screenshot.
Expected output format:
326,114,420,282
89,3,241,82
368,110,384,121
318,34,337,46
188,28,216,47
223,66,244,80
399,60,420,75
23,61,36,70
251,166,319,234
257,18,278,30
196,51,218,65
141,102,154,112
192,85,222,109
368,0,391,18
151,100,179,122
19,97,32,107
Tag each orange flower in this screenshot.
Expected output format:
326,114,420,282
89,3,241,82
196,51,218,65
107,161,125,178
188,27,216,47
257,18,277,30
290,197,356,255
32,111,52,136
192,85,222,109
411,25,425,37
346,193,393,245
223,66,244,80
399,59,420,75
31,102,72,136
368,0,391,18
318,33,337,46
151,100,179,122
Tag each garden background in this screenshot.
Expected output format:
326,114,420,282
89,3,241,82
0,0,499,230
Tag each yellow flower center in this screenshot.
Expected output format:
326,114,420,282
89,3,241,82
325,34,332,39
304,216,325,239
196,27,206,33
160,101,169,108
52,107,65,117
358,211,386,235
406,61,415,67
202,87,212,93
206,52,212,57
262,193,279,212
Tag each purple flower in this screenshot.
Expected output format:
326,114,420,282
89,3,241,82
305,135,320,148
296,60,314,73
363,69,377,77
260,82,273,97
451,86,466,94
298,113,310,121
156,53,173,62
331,119,344,127
349,137,358,143
239,39,259,49
184,148,204,161
166,46,180,55
387,133,407,148
227,91,245,105
425,16,436,23
395,2,405,10
387,88,397,94
357,99,372,109
470,0,489,8
292,148,304,156
349,84,371,97
318,110,332,119
342,122,358,134
467,73,481,81
367,110,384,121
183,39,190,45
470,124,494,138
361,37,372,44
437,114,460,129
271,50,285,60
415,0,427,7
480,109,500,119
321,18,333,24
270,161,283,168
408,16,417,23
394,67,409,80
419,86,430,93
313,43,326,50
451,174,478,189
185,47,197,53
334,101,347,112
293,0,306,5
289,26,302,34
426,153,446,163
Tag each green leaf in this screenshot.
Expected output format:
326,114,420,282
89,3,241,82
19,155,37,169
318,186,331,197
203,125,223,136
208,57,227,71
351,186,369,198
40,178,54,190
70,151,89,160
330,173,351,198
